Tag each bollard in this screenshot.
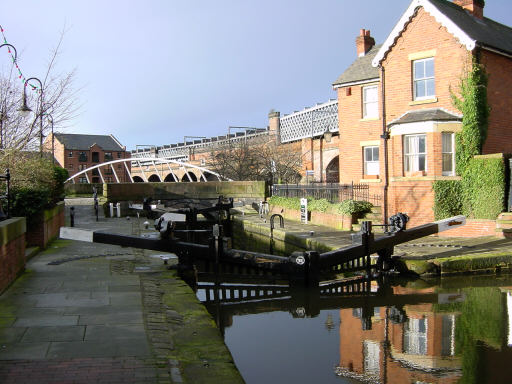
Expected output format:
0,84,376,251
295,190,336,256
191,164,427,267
70,206,75,227
116,202,121,218
109,203,114,217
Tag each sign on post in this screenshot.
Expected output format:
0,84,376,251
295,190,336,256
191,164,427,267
300,198,308,224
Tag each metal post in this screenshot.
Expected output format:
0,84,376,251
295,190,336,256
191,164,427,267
109,203,114,217
116,202,121,218
70,206,75,227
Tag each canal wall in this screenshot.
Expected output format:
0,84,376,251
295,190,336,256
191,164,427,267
103,181,266,202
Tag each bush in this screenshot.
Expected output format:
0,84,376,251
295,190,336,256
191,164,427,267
335,200,373,216
10,187,51,228
461,155,505,219
268,196,373,216
432,180,463,220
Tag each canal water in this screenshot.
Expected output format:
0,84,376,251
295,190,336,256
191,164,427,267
193,273,512,384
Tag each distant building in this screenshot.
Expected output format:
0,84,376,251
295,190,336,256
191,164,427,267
44,133,131,183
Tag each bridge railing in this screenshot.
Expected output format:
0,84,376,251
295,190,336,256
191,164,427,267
271,183,381,205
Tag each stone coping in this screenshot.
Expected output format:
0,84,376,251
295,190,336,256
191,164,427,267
0,217,26,247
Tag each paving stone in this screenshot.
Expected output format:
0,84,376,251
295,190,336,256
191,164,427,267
47,339,151,358
78,312,144,326
84,325,146,341
21,326,86,342
0,342,50,360
14,315,79,327
0,327,27,343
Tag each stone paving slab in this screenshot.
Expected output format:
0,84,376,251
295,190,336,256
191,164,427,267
21,326,86,342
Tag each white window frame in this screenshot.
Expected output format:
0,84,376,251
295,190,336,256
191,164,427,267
362,85,379,119
364,146,379,175
413,58,435,100
404,134,427,173
442,132,455,176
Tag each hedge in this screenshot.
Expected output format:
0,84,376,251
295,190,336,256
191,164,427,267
268,196,372,216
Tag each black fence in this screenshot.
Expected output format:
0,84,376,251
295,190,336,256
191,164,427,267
271,183,381,206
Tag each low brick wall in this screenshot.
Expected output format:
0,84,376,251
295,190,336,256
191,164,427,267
437,219,497,238
65,183,103,196
269,205,353,230
0,217,26,294
26,201,65,248
104,181,267,201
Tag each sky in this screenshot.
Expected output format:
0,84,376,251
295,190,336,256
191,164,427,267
1,0,512,151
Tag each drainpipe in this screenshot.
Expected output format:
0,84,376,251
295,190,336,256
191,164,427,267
380,65,389,223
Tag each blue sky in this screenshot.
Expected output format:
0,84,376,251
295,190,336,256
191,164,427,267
2,0,512,150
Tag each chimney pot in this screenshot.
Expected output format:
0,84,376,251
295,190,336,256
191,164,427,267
356,28,375,57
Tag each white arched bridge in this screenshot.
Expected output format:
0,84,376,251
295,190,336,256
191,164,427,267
65,158,231,184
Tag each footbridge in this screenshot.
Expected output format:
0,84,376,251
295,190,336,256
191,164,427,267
65,157,230,184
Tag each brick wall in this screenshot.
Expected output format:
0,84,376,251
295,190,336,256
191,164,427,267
26,202,65,248
437,219,496,238
480,49,512,155
0,217,26,294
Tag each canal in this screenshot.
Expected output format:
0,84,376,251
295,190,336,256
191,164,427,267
192,273,512,384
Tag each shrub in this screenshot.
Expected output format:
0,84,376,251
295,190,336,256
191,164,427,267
335,200,373,216
10,187,51,228
461,155,505,219
268,196,301,210
432,180,463,220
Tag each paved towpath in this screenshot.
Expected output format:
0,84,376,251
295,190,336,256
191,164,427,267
0,202,171,383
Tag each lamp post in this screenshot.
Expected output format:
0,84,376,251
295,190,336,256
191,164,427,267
0,43,17,150
19,77,44,157
45,112,54,164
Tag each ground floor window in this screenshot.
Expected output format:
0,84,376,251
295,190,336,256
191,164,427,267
364,146,379,175
404,134,426,173
79,177,87,183
442,132,455,176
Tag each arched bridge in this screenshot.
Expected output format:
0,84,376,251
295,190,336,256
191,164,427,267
66,157,230,184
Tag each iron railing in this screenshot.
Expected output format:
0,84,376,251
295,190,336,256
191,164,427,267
271,183,381,206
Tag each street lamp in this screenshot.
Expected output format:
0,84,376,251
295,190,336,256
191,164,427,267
0,43,18,150
18,77,44,157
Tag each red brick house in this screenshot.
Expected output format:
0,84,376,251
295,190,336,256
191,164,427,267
334,0,512,226
44,133,131,183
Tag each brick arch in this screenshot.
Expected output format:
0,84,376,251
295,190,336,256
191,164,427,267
163,172,177,182
148,174,161,182
325,155,339,183
133,176,144,183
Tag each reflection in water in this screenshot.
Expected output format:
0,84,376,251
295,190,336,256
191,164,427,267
187,266,512,384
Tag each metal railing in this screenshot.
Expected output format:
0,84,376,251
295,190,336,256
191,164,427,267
271,183,381,205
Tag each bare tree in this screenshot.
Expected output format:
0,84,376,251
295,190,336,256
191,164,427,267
0,27,80,154
207,134,303,183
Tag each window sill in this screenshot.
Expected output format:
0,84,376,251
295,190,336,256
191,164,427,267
360,178,381,183
409,97,438,106
391,175,461,182
360,117,380,122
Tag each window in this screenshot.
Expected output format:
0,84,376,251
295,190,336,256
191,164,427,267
413,58,435,100
364,146,379,175
362,85,379,119
92,152,100,163
104,152,113,161
442,132,455,176
79,152,87,162
404,134,426,173
68,151,73,157
67,164,73,170
404,318,428,355
200,158,206,166
117,152,122,158
79,177,87,184
79,164,87,171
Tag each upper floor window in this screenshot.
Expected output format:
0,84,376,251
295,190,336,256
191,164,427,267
442,132,455,176
68,151,73,158
104,152,113,161
117,152,122,158
79,152,87,162
92,152,100,163
363,146,379,175
413,58,435,100
362,85,379,119
404,134,426,173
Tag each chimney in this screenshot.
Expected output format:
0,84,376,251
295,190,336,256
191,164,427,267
356,29,376,57
453,0,484,19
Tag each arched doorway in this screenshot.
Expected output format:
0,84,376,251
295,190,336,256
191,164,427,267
148,174,161,182
325,156,339,183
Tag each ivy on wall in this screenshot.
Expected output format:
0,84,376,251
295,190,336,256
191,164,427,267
451,58,490,175
433,180,463,220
